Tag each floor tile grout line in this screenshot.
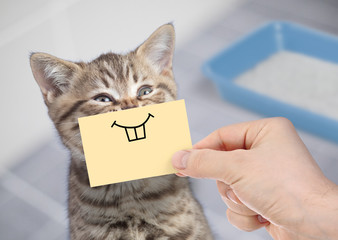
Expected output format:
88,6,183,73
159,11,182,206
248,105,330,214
1,170,67,226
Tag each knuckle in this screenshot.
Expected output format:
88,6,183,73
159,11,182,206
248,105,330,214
271,117,294,128
189,149,210,170
220,150,245,183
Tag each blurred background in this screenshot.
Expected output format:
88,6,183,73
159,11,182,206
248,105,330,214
1,0,338,239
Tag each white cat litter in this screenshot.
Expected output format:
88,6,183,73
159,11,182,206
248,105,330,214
235,51,338,120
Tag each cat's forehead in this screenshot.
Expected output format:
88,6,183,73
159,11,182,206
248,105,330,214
93,52,126,67
89,53,131,78
75,52,153,97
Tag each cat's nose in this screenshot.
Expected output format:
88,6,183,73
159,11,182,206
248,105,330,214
120,98,138,110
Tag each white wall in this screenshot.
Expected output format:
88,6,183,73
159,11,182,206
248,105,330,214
0,0,242,172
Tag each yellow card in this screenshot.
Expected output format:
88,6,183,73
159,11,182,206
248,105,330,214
78,99,192,187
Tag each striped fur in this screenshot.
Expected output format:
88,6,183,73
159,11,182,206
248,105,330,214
30,24,213,240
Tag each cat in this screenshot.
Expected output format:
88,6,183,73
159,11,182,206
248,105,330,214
30,24,213,240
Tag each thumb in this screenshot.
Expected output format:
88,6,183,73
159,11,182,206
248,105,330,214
171,149,243,183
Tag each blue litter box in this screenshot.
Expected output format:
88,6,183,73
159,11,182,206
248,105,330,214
202,21,338,143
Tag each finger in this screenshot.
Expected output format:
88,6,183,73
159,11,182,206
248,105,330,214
193,119,269,151
172,149,245,183
217,181,257,216
226,209,268,232
193,117,295,152
216,181,239,202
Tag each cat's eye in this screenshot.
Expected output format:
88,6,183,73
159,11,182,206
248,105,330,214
94,95,113,102
138,86,153,97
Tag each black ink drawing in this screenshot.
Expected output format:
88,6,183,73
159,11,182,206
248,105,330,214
111,113,154,142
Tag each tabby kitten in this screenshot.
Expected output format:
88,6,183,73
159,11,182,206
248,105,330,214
30,24,213,240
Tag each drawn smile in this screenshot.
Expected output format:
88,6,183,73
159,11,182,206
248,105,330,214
111,113,154,142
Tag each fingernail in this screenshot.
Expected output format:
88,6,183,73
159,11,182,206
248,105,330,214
226,190,239,204
172,150,190,170
175,172,187,177
257,215,268,223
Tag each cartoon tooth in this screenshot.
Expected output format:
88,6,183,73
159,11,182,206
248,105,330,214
111,113,154,142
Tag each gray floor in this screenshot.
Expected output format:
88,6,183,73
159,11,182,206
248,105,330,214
1,0,338,239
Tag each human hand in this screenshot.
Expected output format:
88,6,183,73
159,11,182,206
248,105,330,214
172,118,338,239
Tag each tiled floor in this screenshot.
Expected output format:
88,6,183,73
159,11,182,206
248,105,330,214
1,0,338,239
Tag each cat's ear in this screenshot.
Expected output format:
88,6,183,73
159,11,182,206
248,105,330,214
136,23,175,75
30,52,80,104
